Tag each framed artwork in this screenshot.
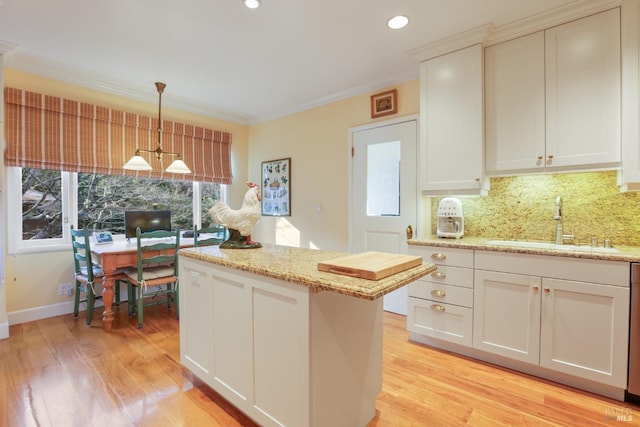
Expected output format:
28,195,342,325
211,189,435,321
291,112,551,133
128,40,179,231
370,89,397,118
261,158,291,216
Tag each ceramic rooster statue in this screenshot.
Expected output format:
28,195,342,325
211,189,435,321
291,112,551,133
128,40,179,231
208,182,262,249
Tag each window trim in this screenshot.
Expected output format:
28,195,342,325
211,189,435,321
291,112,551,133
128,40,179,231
7,167,72,254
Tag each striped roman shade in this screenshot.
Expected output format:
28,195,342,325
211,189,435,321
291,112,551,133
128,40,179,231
4,87,233,184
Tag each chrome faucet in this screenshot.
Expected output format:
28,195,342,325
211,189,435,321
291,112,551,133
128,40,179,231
554,196,574,245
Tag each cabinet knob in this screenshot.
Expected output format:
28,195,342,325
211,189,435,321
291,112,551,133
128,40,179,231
430,304,446,312
544,288,551,293
547,155,553,165
431,253,446,260
537,155,543,160
432,271,446,279
533,286,539,291
431,289,446,297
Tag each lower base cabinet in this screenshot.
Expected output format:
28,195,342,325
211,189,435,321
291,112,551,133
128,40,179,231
179,256,383,427
474,270,629,388
408,245,631,398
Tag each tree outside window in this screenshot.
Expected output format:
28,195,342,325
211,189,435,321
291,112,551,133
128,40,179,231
20,167,222,240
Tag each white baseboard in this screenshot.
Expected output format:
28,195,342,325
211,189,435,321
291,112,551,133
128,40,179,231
7,289,129,326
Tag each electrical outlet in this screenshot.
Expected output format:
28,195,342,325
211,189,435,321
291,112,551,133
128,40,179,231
58,283,74,296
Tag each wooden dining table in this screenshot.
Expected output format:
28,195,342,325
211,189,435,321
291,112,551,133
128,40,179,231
91,237,194,332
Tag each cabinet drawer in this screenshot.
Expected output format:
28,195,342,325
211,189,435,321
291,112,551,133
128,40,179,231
409,245,474,268
424,265,473,288
409,281,473,307
408,297,473,346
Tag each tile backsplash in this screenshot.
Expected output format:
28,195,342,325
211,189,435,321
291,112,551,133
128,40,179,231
430,171,640,247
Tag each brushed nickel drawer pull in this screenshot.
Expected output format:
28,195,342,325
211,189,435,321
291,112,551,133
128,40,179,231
430,304,445,312
431,289,446,297
432,272,446,279
431,253,446,261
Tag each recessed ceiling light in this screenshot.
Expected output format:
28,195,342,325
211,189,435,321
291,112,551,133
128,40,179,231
244,0,261,9
387,15,409,30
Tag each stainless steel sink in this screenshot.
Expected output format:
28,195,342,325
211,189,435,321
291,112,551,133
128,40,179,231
485,240,619,253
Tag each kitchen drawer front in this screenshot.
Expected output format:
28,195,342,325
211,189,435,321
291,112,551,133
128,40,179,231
408,297,473,346
409,245,473,268
408,281,473,308
424,265,473,288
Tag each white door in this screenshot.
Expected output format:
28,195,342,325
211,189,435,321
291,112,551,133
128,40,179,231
350,118,418,315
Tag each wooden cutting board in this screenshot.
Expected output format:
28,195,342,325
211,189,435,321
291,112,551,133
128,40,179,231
317,252,423,280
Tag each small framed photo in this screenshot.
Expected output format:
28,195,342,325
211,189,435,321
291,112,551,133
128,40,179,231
261,158,291,216
371,89,397,118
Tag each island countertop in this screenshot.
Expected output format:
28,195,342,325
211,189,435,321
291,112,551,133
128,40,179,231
179,243,435,300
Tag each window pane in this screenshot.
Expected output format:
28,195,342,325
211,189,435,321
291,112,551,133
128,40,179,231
201,182,222,227
22,168,63,240
77,174,195,233
367,141,401,216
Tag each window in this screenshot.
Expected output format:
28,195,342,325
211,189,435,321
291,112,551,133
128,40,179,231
8,166,225,254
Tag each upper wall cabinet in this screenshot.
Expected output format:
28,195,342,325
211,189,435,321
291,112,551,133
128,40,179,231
485,8,621,175
419,44,489,196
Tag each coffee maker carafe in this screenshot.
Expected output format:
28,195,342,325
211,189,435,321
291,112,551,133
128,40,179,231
437,197,464,239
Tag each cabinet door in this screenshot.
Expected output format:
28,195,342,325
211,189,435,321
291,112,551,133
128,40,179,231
420,44,485,194
545,8,621,168
179,260,215,382
485,32,545,173
473,270,541,364
540,278,629,388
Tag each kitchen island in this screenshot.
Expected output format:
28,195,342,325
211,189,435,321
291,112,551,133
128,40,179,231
178,244,434,427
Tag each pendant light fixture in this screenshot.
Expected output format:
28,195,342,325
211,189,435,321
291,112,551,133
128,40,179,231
123,82,192,174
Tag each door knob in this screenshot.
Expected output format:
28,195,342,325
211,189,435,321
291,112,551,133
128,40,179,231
406,225,413,240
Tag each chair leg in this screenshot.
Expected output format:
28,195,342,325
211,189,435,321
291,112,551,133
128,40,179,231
73,280,81,318
86,286,95,326
175,283,179,320
114,280,121,306
127,282,135,316
137,285,144,329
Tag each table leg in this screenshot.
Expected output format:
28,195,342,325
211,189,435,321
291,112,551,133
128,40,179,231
102,277,115,332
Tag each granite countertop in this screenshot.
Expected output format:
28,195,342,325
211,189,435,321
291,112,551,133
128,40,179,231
179,243,436,300
409,235,640,262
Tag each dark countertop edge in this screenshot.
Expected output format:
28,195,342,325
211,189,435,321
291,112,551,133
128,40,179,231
408,236,640,263
179,245,436,300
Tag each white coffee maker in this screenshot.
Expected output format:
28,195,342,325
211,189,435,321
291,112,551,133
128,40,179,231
436,197,464,239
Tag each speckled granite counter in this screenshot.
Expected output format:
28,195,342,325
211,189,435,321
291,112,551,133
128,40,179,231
179,243,435,300
409,235,640,262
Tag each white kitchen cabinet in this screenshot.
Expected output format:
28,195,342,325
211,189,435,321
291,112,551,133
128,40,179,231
473,270,541,364
407,246,474,346
474,250,629,388
419,44,488,195
485,32,545,173
179,255,384,427
485,8,621,174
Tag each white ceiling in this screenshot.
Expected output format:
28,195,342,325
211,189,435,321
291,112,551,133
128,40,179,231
1,0,579,124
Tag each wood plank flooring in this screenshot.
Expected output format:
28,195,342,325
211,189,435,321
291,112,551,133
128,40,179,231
1,304,639,426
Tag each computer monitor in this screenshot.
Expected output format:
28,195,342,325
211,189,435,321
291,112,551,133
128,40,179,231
124,210,172,238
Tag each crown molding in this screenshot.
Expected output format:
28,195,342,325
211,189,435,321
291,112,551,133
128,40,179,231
4,51,252,125
408,24,493,62
485,0,622,46
0,40,17,55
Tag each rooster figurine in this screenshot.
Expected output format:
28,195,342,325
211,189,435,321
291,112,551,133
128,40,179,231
208,182,262,249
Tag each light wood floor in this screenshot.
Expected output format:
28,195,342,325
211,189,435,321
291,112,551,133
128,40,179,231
1,304,639,427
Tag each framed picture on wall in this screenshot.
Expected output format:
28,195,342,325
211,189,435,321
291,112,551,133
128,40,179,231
261,158,291,216
370,89,397,118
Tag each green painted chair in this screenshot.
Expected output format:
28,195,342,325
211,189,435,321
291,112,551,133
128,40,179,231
125,227,180,329
193,224,227,247
71,226,123,326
